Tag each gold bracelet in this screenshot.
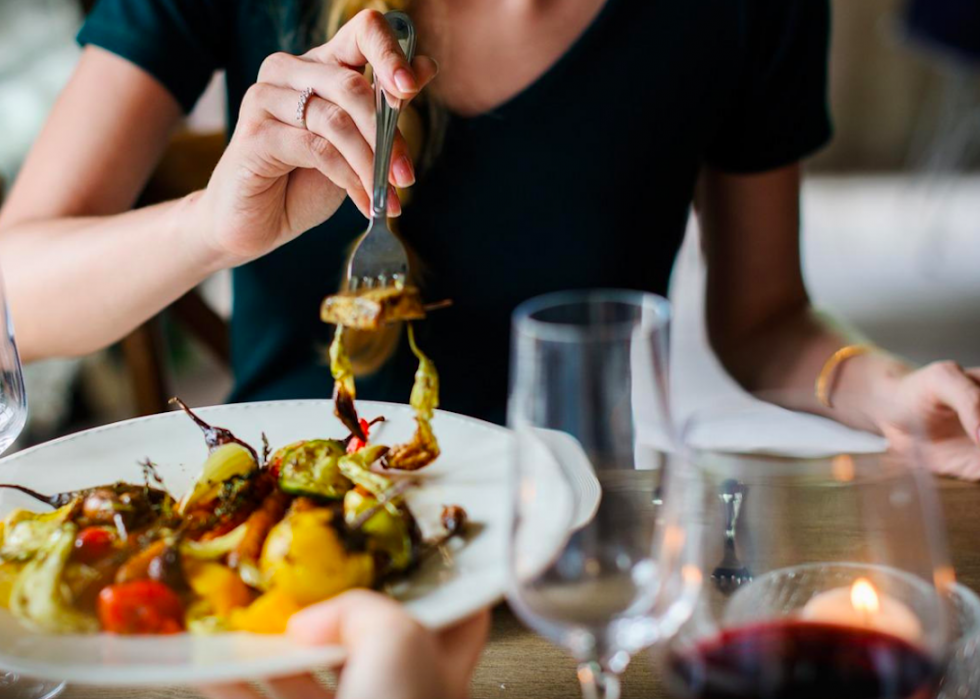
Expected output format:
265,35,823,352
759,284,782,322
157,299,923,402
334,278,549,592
815,344,876,408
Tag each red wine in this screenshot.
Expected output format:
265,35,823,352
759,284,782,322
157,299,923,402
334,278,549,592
665,620,939,699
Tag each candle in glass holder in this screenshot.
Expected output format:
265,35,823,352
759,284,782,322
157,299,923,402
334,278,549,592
800,577,923,644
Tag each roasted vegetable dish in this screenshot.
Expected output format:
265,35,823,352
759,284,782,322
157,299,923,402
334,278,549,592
0,400,465,636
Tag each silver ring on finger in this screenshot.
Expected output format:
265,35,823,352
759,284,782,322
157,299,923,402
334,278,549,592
296,87,315,129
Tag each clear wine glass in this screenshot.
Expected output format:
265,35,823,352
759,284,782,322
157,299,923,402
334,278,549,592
938,582,980,699
506,290,702,699
0,264,64,699
660,392,956,699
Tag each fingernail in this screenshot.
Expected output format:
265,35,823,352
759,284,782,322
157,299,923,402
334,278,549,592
393,68,418,94
393,155,415,187
417,56,440,79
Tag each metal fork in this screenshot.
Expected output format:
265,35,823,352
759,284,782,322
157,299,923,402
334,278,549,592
346,11,417,291
712,478,753,593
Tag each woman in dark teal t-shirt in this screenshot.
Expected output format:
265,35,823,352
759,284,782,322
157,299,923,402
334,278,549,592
2,0,979,470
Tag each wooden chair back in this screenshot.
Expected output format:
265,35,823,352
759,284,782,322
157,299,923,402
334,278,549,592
124,131,228,415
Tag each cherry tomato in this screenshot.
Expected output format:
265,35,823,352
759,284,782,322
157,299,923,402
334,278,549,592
73,527,116,565
346,418,373,453
97,580,185,635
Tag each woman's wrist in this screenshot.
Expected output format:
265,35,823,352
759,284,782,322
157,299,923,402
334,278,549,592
833,349,914,433
173,189,244,275
815,344,877,408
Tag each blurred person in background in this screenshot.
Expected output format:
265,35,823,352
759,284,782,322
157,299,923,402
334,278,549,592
0,0,979,478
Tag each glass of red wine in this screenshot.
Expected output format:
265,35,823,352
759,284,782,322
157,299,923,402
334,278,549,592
661,392,956,699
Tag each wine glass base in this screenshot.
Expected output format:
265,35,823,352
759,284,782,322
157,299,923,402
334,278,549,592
0,672,66,699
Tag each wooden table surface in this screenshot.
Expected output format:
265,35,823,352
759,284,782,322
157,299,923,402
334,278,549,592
60,479,980,699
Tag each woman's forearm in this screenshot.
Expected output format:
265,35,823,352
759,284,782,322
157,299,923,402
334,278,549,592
0,191,225,363
701,166,980,473
698,165,915,434
717,304,912,433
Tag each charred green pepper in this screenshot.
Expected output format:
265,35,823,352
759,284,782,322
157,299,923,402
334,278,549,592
384,325,441,471
343,488,418,573
275,440,352,500
329,328,366,441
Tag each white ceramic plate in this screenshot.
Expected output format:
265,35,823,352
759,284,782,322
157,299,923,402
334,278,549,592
0,400,513,687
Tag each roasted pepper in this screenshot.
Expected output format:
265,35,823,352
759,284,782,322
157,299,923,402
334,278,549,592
346,418,373,453
384,325,440,471
229,588,303,635
329,327,365,440
337,444,394,503
185,561,254,617
343,488,416,572
275,440,351,500
0,560,24,609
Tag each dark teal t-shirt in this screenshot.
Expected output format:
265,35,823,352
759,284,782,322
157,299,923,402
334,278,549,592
78,0,831,424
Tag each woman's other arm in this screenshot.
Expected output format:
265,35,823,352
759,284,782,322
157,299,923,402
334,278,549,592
701,163,980,478
0,47,214,362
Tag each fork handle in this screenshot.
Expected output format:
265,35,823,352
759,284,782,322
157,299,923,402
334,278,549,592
372,12,417,219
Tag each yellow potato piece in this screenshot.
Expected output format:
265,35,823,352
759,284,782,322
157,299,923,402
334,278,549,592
260,509,374,607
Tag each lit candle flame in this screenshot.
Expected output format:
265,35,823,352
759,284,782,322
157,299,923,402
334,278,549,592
850,578,880,616
802,576,922,643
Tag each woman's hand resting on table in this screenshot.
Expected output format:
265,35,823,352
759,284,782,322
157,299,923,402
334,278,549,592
199,590,490,699
195,9,438,267
874,361,980,480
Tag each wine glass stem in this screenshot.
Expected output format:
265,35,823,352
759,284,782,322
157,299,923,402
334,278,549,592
577,661,620,699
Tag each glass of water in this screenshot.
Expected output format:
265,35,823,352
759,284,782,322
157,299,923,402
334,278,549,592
506,290,701,699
